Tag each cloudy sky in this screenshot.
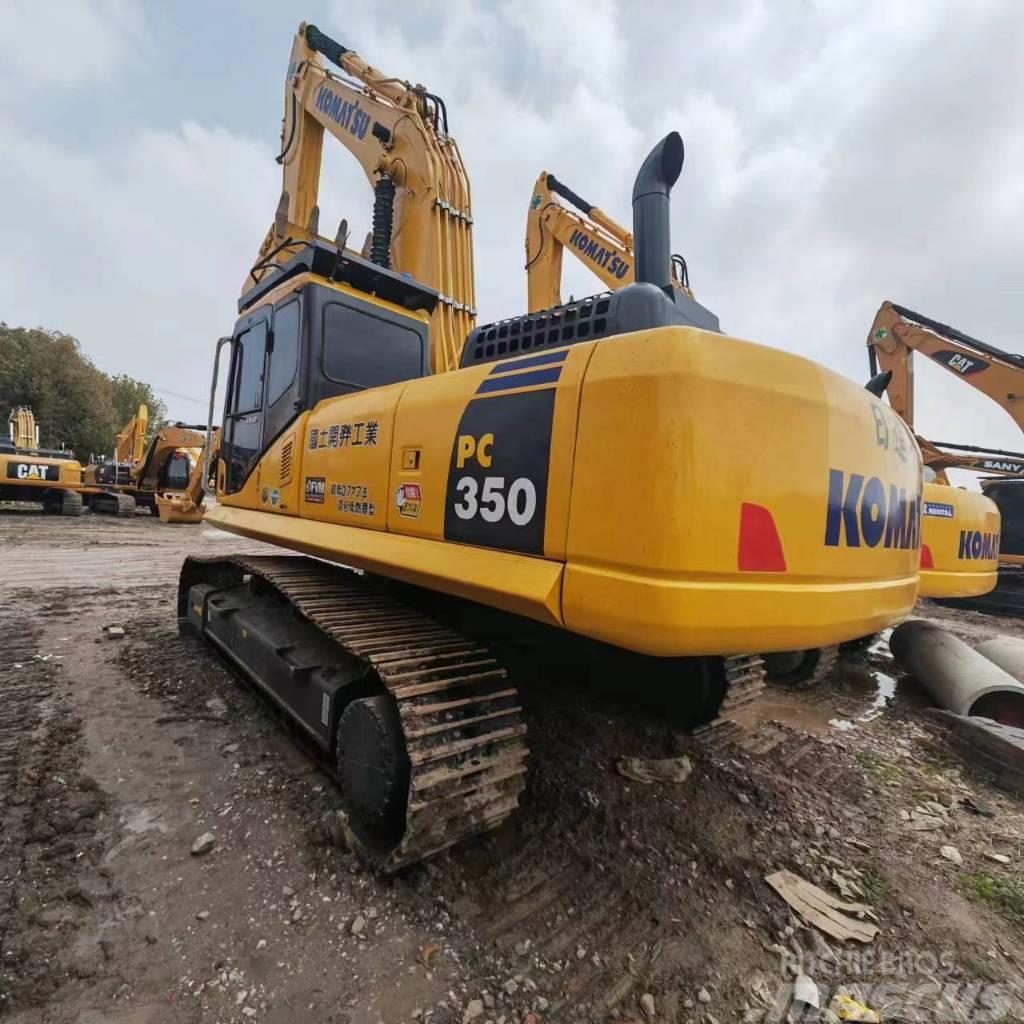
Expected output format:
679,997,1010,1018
1,0,1022,482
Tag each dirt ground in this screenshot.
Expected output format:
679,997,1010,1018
5,509,1024,1023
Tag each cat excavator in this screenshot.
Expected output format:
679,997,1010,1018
0,407,84,516
868,302,1024,610
180,22,922,871
84,405,217,522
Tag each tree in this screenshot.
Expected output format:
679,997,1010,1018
109,375,168,440
0,323,168,459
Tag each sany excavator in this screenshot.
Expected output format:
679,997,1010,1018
0,407,84,516
180,22,922,871
522,178,999,682
523,171,717,324
84,405,217,522
868,302,1024,609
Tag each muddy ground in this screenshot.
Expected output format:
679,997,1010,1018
4,510,1024,1023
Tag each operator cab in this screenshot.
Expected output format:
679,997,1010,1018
221,242,437,493
159,450,194,491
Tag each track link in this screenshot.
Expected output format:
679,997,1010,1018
183,555,528,871
693,653,766,746
91,491,136,517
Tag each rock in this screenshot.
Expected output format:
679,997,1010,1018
256,939,267,950
282,885,295,897
793,973,820,1009
223,743,240,754
806,928,838,964
535,996,549,1012
190,832,216,856
242,1009,257,1019
350,914,367,936
523,978,538,992
504,979,518,995
464,999,485,1022
736,792,751,805
986,852,1011,865
575,945,587,960
235,990,248,1005
195,911,210,921
698,987,712,1004
639,992,656,1020
514,939,531,956
483,992,495,1009
291,907,303,923
940,845,964,865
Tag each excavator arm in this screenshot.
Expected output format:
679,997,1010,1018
917,438,1024,483
250,22,475,372
867,301,1024,432
114,405,148,465
525,171,691,312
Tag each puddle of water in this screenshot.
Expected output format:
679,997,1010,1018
743,635,925,737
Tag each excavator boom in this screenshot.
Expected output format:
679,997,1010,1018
524,169,718,331
251,23,475,373
867,301,1024,433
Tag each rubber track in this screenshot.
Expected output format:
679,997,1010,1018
190,555,528,871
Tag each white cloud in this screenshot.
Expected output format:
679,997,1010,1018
0,115,279,417
0,0,146,88
0,0,1021,471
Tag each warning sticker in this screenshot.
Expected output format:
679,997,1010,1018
395,483,422,519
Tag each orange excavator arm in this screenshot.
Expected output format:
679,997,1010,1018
867,301,1024,433
525,171,692,312
249,22,475,372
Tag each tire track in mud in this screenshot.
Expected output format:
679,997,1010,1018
0,619,52,1001
0,616,111,1012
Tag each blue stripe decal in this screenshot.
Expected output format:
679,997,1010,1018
489,349,568,375
476,366,562,394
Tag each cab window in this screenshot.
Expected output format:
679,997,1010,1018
322,302,424,391
267,300,300,406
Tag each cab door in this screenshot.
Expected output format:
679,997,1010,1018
222,311,269,493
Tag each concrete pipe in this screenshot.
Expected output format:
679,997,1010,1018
976,637,1024,685
890,620,1024,726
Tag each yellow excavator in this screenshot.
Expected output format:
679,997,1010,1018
180,22,922,870
521,176,1000,680
868,302,1024,610
84,405,217,522
0,407,84,516
524,170,713,321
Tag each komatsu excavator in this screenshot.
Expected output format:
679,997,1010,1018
0,407,85,516
523,179,1001,682
84,405,216,522
524,170,717,326
868,302,1024,609
180,22,922,871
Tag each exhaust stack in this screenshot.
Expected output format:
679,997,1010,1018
632,132,684,294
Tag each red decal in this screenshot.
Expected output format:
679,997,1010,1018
737,502,787,572
920,544,934,569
